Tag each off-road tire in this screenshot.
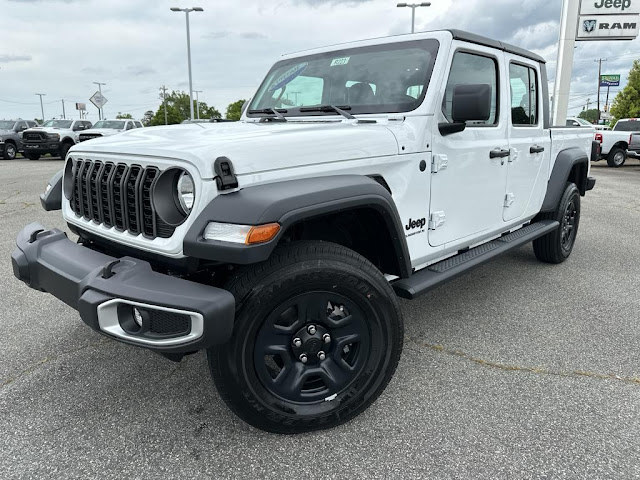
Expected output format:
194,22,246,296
208,241,404,434
2,142,17,160
607,147,626,168
59,141,73,160
24,152,41,160
533,182,580,264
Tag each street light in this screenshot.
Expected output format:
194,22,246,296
35,93,46,122
171,6,204,121
397,2,431,34
194,90,202,119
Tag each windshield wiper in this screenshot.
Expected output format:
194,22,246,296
299,105,355,120
248,108,288,122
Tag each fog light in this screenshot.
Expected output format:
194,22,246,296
133,307,144,327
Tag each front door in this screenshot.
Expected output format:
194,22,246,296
429,45,509,247
503,57,551,222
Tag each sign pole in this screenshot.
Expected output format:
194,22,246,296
606,85,610,112
553,0,580,126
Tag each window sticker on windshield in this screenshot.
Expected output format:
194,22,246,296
269,62,308,92
330,57,350,67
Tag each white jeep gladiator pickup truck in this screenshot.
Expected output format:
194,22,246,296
595,118,640,167
13,30,597,433
22,119,93,160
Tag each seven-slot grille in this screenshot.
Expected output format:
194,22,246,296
69,159,176,239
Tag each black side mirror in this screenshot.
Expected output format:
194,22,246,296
452,84,491,123
440,84,492,137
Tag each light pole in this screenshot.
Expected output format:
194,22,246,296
396,2,431,34
35,93,46,122
171,6,203,121
93,81,106,119
194,90,202,119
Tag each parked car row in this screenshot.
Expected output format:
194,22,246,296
0,118,145,160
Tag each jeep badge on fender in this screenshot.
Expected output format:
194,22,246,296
12,29,596,434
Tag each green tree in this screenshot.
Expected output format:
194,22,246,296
578,109,599,124
149,91,221,125
116,112,133,119
142,110,154,127
610,60,640,122
225,99,246,121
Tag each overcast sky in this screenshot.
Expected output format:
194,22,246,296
1,0,638,121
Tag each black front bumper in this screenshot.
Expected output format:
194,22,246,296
11,223,235,353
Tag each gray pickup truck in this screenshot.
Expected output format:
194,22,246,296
0,120,40,159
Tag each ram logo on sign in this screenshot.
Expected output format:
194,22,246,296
577,15,640,39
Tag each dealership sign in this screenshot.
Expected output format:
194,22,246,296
600,74,621,86
578,0,640,40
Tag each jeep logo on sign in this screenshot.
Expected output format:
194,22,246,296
584,19,597,32
593,0,632,11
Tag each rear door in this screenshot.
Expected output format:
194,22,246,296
503,57,551,222
429,45,509,247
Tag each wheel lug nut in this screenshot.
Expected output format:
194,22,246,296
317,351,326,360
323,333,331,344
299,354,308,364
307,325,317,335
293,338,302,348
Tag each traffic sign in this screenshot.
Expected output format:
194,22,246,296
75,102,86,111
90,91,108,109
601,74,621,86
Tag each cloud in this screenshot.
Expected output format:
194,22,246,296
0,54,32,63
125,65,157,76
204,31,267,40
80,66,108,75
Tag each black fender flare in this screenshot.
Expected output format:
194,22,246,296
540,147,589,212
183,175,412,277
40,169,63,211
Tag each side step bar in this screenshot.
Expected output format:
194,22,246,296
392,220,559,300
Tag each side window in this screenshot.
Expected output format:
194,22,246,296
135,121,143,128
509,63,538,126
126,121,134,130
443,51,498,126
16,121,27,132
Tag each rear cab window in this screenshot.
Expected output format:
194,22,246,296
509,63,538,126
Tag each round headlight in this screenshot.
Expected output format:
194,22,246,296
177,171,194,213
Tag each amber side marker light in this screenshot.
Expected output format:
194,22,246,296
246,223,281,244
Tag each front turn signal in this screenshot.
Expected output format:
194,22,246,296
246,223,281,245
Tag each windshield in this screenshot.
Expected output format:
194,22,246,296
43,120,73,128
0,121,16,130
613,120,640,131
248,39,439,117
93,120,125,129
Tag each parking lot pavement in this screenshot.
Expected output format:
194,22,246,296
1,157,639,479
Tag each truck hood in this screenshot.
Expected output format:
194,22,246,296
68,121,400,178
25,127,71,134
80,128,124,136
